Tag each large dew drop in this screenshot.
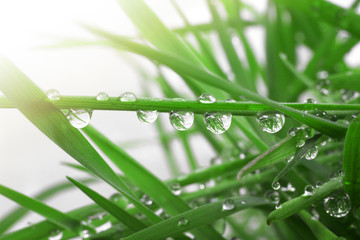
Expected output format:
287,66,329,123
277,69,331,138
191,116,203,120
272,181,281,190
305,146,319,160
119,92,137,102
324,191,351,218
222,199,235,211
67,109,92,129
256,112,285,133
169,111,194,131
96,92,110,101
137,110,158,124
46,89,61,101
198,93,216,103
204,113,232,134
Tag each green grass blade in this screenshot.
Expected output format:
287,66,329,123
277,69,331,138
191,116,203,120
0,178,95,234
66,177,147,231
0,184,80,232
267,176,343,224
297,210,338,240
122,196,269,240
328,71,360,92
342,114,360,206
85,29,347,138
0,54,160,224
82,125,226,240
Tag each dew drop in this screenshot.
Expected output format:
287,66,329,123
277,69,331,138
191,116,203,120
239,153,246,159
257,112,285,133
137,110,158,124
80,220,96,239
272,181,281,191
296,139,306,148
119,92,137,102
286,156,294,163
96,92,110,101
48,230,63,240
288,127,298,136
46,89,61,101
305,98,316,104
198,93,216,103
109,193,128,208
170,183,182,196
324,191,351,218
210,157,222,166
315,181,323,188
311,209,319,220
304,128,315,139
178,217,189,226
305,146,318,160
222,199,235,211
141,194,153,206
275,204,282,209
240,200,246,205
87,213,112,233
225,99,236,103
203,113,232,134
67,109,92,129
265,191,280,204
304,185,315,196
169,111,194,131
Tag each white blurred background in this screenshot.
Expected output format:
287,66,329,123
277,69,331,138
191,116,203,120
0,0,356,233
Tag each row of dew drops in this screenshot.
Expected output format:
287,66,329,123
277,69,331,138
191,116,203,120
46,90,287,135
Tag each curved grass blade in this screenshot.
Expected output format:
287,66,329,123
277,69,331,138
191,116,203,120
82,125,226,240
85,28,347,138
0,178,95,234
0,54,159,224
271,134,321,185
0,184,80,233
297,210,338,240
267,176,343,224
122,196,269,240
66,177,147,231
342,114,360,206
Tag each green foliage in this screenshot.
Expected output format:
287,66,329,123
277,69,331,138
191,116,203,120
1,0,360,239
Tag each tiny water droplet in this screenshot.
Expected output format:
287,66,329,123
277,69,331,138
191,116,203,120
109,193,128,208
324,191,351,218
178,217,189,226
265,191,280,204
288,127,298,136
225,99,236,103
96,92,110,101
67,109,92,129
239,153,246,159
305,98,316,104
316,71,329,79
240,200,246,205
119,92,137,102
80,220,96,239
238,187,247,195
170,183,182,196
304,185,315,196
137,110,158,124
272,181,281,190
275,204,282,209
286,156,294,163
48,230,63,240
198,93,216,103
305,146,318,160
169,111,194,131
311,209,319,220
203,113,232,134
257,112,285,133
222,199,235,211
304,128,315,139
210,157,222,165
296,139,306,148
315,181,323,188
46,89,61,101
141,194,153,206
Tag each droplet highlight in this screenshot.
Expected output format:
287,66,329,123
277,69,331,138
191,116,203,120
305,146,318,160
119,92,137,102
257,112,285,133
169,111,194,131
324,191,351,218
222,199,235,211
96,92,110,101
198,93,216,104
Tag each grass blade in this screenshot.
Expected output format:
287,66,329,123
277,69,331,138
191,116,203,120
122,196,269,240
342,114,360,205
0,184,80,232
66,177,147,231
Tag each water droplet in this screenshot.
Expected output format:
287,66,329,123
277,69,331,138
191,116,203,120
141,194,153,206
222,199,235,211
137,110,158,124
239,153,246,159
272,181,281,190
304,128,315,139
288,127,298,136
311,209,319,220
80,220,96,239
203,113,232,134
178,217,189,226
265,191,280,204
315,181,323,188
210,157,222,165
96,92,110,101
225,99,236,103
257,112,285,133
275,204,282,209
86,213,112,233
324,191,351,218
283,182,296,192
170,183,182,196
169,111,194,131
316,79,331,96
198,93,216,103
48,230,63,240
109,193,128,208
316,71,329,79
286,156,294,163
305,146,318,160
238,187,247,195
240,200,246,205
305,98,316,104
304,185,315,196
46,89,61,101
67,109,92,129
119,92,137,102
